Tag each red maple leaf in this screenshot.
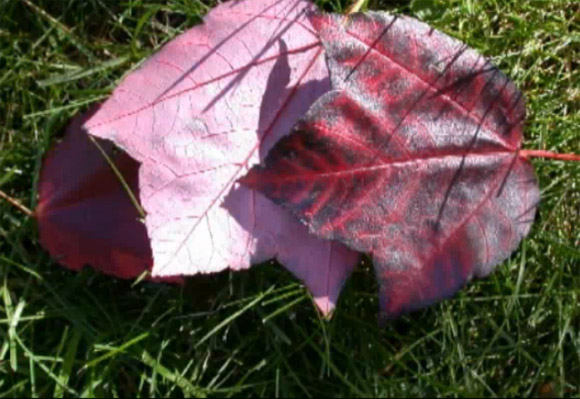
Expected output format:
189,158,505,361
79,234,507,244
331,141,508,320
242,12,544,318
37,107,155,279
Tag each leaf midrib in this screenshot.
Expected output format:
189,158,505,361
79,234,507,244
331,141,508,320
271,148,517,182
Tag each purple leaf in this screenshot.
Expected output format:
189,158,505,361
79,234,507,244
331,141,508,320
242,12,540,318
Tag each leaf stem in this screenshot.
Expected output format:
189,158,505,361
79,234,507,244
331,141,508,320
519,150,580,162
0,190,35,218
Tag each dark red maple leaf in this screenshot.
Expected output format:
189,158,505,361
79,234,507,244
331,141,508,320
36,107,155,279
241,12,544,318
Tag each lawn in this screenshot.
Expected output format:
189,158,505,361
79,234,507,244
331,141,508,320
0,0,579,397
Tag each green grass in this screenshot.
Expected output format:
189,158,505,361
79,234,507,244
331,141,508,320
0,0,579,397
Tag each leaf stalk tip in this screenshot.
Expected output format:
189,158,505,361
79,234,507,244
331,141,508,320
519,150,580,162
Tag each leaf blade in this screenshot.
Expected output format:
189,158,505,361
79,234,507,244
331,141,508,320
242,11,540,318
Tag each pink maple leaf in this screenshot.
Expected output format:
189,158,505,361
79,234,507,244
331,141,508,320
80,0,359,314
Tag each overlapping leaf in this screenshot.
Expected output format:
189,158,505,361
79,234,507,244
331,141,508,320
75,0,359,314
37,107,154,279
242,12,540,318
